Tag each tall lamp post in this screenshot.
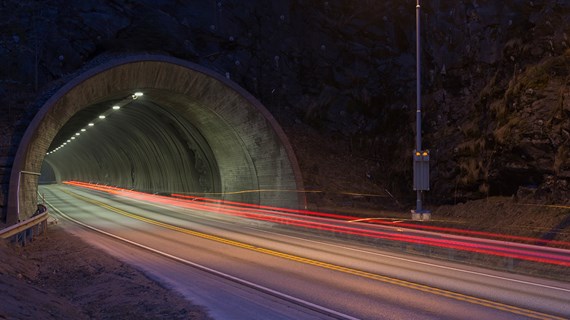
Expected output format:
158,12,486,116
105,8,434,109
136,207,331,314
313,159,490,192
412,0,431,221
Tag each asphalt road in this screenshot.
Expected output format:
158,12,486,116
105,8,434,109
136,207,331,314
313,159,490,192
40,184,570,320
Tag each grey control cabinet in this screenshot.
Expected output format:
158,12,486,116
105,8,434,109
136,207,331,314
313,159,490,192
413,150,430,191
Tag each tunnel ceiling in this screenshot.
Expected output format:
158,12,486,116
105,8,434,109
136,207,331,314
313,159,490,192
8,55,305,224
46,93,222,195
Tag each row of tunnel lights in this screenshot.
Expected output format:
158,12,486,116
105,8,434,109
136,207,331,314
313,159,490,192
45,92,144,156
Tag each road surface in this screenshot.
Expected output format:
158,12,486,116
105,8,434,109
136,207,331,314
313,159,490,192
40,184,570,320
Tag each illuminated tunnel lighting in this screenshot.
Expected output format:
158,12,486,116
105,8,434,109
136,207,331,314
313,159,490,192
132,92,143,99
47,94,135,154
63,181,570,267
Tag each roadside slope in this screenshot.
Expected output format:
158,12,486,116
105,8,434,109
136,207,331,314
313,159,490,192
0,223,211,320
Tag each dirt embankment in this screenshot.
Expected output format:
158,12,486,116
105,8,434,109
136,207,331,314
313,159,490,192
0,224,211,320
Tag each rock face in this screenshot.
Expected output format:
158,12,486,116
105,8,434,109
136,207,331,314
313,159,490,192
425,1,570,203
1,0,569,212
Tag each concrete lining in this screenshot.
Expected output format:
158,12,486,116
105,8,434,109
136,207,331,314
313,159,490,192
7,55,305,225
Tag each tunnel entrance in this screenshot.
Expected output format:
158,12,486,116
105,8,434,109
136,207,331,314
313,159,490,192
45,92,223,196
7,55,305,225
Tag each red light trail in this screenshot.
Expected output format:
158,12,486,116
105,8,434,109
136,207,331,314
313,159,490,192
63,181,570,267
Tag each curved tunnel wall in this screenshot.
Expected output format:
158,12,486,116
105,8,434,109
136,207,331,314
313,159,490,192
50,100,223,195
7,55,305,224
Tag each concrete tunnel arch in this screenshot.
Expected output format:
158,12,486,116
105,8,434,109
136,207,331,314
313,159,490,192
7,55,306,224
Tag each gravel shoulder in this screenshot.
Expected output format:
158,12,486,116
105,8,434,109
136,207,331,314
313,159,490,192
0,223,212,320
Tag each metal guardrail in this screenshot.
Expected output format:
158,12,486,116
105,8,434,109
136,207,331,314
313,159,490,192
0,206,49,245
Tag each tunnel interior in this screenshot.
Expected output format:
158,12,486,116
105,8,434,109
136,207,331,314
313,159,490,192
45,92,224,198
8,56,304,224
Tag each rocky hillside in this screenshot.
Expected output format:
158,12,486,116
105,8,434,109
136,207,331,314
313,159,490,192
1,0,569,208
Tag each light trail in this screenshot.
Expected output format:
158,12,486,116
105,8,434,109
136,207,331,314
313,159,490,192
172,192,570,248
63,181,570,267
65,180,570,248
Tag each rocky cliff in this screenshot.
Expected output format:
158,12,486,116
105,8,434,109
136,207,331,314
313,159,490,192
1,0,569,209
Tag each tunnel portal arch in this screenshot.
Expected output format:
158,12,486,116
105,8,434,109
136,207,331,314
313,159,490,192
7,55,305,224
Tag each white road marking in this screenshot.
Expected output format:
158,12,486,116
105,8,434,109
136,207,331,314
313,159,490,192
44,197,359,320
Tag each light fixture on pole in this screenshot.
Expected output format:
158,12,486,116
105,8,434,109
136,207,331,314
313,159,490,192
412,0,431,221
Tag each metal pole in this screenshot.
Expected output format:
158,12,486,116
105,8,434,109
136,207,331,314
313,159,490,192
416,0,423,212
